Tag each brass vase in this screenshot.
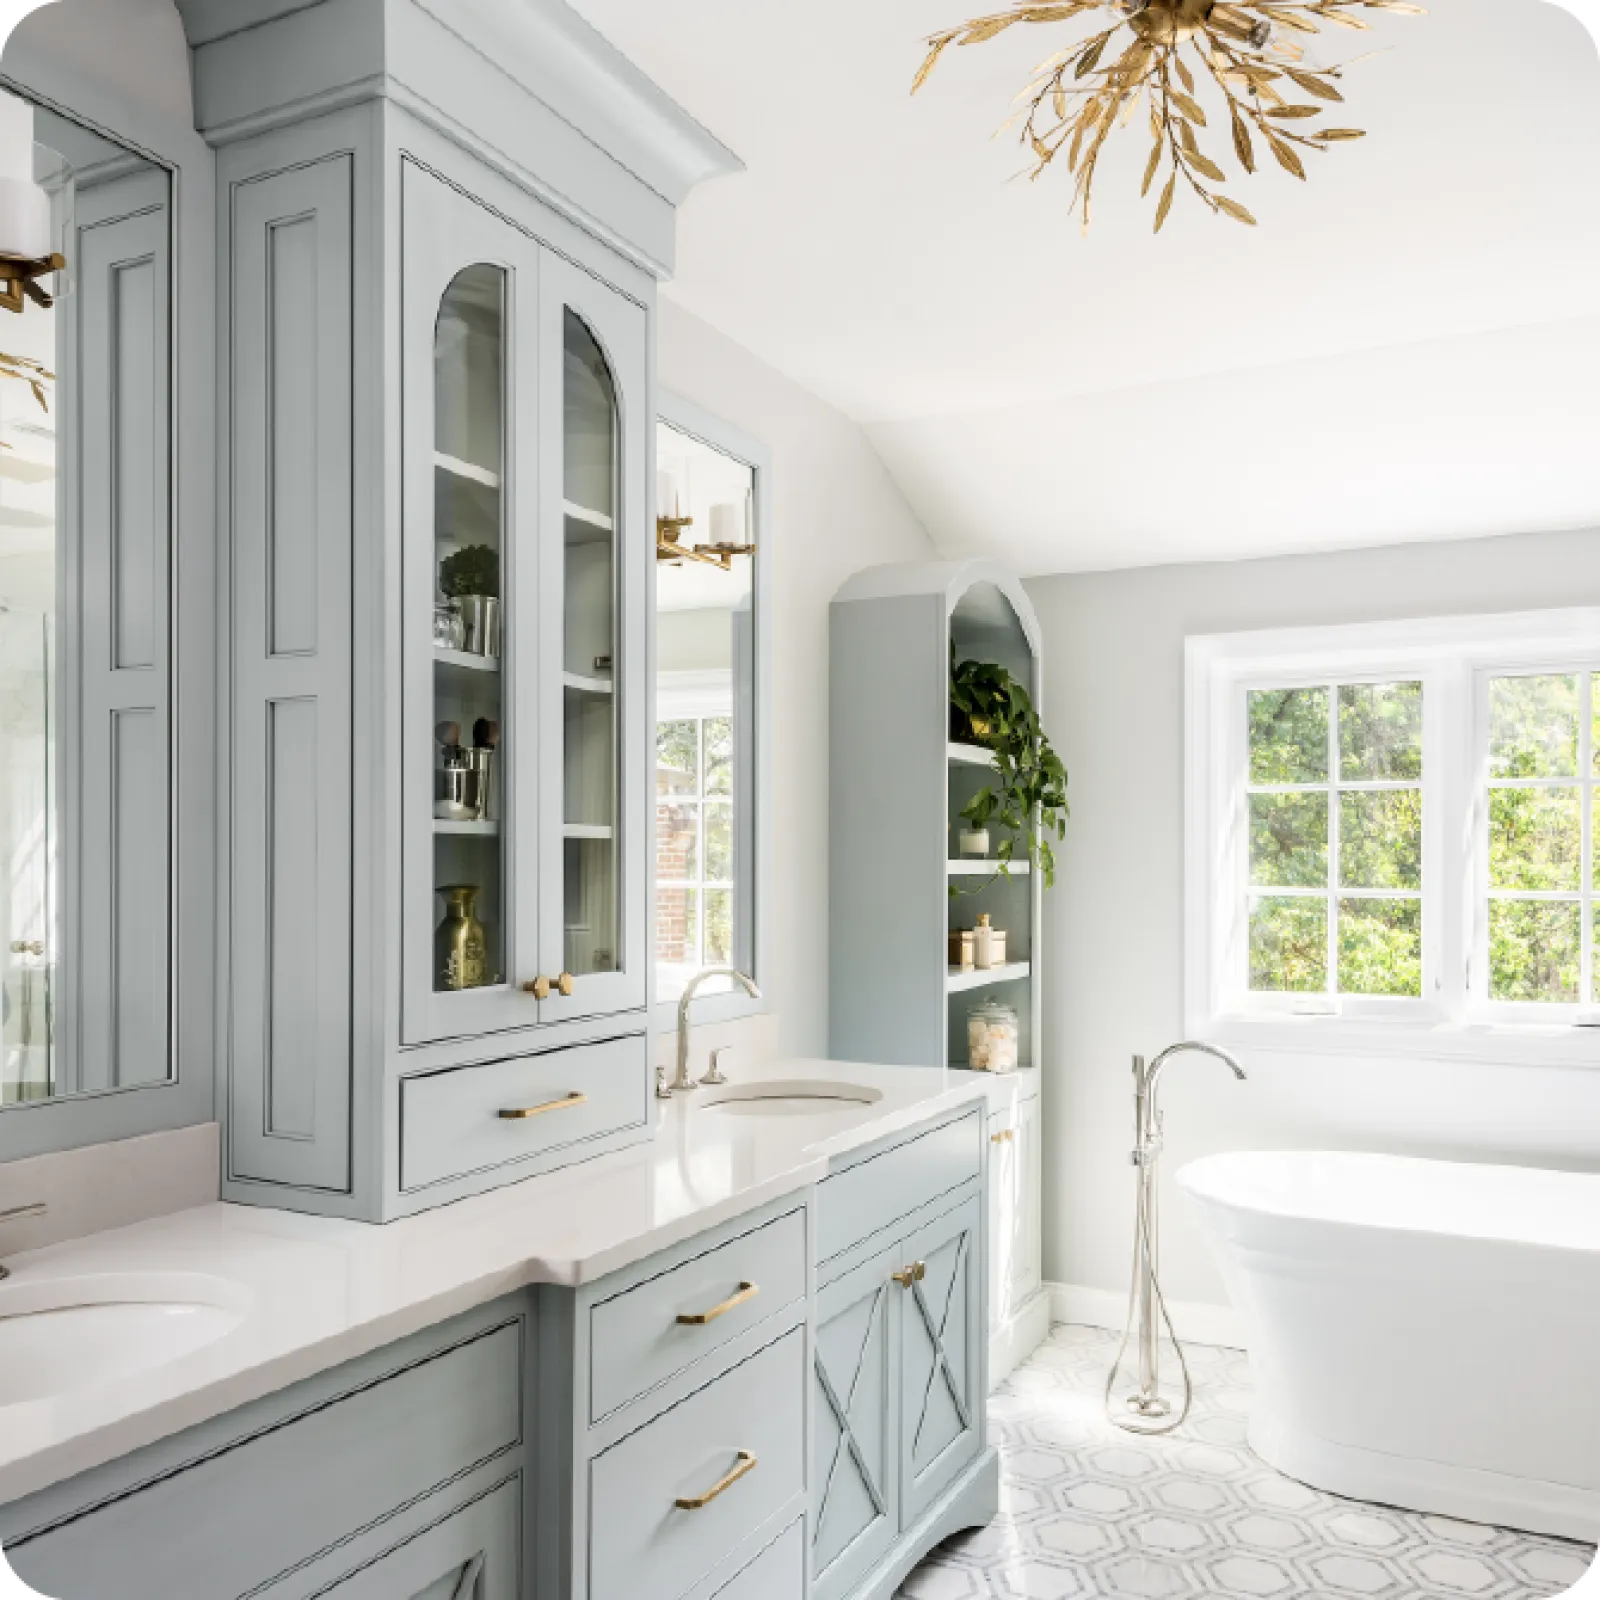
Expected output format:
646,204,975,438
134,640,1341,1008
435,884,488,991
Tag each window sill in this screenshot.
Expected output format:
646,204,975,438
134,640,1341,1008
1192,1011,1600,1070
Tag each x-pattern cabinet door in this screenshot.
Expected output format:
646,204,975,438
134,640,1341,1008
899,1196,983,1526
282,1479,520,1600
813,1245,902,1600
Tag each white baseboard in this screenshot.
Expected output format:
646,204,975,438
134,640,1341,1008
990,1289,1052,1389
1047,1281,1245,1351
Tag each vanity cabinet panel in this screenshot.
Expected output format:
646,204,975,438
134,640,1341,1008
227,153,355,1193
711,1517,805,1600
812,1246,901,1600
399,1031,647,1193
70,195,172,1097
302,1477,521,1600
588,1203,806,1423
816,1109,982,1265
587,1326,806,1600
2,1307,525,1600
899,1195,983,1526
1011,1092,1043,1318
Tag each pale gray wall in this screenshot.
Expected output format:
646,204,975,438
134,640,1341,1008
1028,526,1600,1308
656,300,937,1059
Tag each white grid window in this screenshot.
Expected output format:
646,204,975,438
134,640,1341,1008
1186,610,1600,1065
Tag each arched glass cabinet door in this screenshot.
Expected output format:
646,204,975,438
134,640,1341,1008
401,163,540,1045
535,257,648,1020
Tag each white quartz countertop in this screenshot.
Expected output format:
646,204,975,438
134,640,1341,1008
0,1058,1008,1507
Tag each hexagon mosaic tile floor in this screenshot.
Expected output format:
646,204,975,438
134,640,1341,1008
896,1323,1596,1600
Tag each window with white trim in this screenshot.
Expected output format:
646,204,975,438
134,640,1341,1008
1187,610,1600,1058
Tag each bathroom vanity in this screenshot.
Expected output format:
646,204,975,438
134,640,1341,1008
0,1065,998,1600
0,3,1004,1595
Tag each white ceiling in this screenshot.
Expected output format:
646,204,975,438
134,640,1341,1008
572,0,1600,573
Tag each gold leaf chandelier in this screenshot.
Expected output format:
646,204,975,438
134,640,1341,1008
913,0,1422,231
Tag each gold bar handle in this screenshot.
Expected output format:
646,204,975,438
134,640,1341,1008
675,1450,757,1511
498,1091,587,1121
677,1282,759,1326
991,1129,1014,1145
892,1261,926,1288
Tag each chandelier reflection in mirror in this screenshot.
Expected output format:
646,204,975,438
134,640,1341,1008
913,0,1422,231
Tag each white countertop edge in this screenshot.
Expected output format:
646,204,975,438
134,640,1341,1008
0,1059,996,1507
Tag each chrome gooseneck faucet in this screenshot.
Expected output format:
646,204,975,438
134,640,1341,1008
1107,1042,1247,1436
667,966,762,1095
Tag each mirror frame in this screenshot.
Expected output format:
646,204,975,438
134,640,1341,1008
0,19,217,1162
651,392,772,1031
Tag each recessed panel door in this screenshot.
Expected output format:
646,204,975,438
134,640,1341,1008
899,1195,983,1525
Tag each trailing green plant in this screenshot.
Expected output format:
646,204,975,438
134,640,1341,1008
438,543,500,600
950,655,1069,892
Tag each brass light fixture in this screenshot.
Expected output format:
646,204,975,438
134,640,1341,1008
655,511,757,571
913,0,1423,232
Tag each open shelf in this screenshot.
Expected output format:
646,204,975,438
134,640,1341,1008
563,822,613,841
562,670,614,696
435,450,500,489
434,819,499,837
946,960,1031,994
564,501,613,544
948,742,996,768
948,859,1029,878
435,647,500,674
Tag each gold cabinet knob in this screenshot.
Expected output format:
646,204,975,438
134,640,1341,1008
557,972,575,997
892,1261,926,1289
522,976,552,1000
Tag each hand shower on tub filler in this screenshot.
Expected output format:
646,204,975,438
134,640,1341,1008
1105,1042,1248,1437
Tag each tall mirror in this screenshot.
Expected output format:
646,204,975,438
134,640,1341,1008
654,404,767,1014
0,88,173,1109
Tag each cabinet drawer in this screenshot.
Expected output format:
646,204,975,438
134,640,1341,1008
589,1207,806,1422
5,1321,522,1600
817,1109,982,1264
588,1328,805,1600
401,1033,646,1191
712,1518,805,1600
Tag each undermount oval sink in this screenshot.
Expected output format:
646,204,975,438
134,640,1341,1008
0,1272,249,1407
696,1080,885,1118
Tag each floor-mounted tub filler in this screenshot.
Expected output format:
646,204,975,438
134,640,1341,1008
1180,1149,1600,1544
1105,1042,1247,1435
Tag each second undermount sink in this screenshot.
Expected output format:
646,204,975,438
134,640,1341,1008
0,1272,249,1407
696,1080,885,1119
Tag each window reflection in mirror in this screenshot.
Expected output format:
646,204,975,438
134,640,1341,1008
654,421,757,1008
0,90,172,1108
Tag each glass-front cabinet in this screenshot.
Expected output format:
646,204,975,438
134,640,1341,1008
402,164,647,1046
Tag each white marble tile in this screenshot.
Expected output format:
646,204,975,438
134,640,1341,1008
899,1325,1595,1600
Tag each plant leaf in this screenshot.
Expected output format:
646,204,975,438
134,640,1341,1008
1189,150,1226,181
912,34,953,94
1075,32,1110,76
1216,193,1258,224
1231,106,1256,172
1314,126,1366,139
1267,132,1306,177
1170,88,1207,125
1142,135,1164,196
1155,170,1176,231
961,15,1021,44
1287,67,1344,100
1174,52,1195,93
1265,103,1322,117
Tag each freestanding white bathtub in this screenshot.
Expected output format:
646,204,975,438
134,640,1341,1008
1178,1150,1600,1542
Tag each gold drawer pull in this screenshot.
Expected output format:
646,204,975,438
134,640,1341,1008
522,976,552,1000
991,1129,1014,1145
892,1261,926,1288
677,1282,759,1326
498,1091,587,1121
557,971,575,997
675,1450,757,1511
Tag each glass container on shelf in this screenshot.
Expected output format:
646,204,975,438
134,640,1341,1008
561,310,620,979
430,264,506,992
968,998,1020,1073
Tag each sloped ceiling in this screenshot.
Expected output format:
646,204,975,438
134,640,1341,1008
571,0,1600,574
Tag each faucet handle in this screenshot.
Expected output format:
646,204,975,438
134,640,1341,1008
700,1047,733,1087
